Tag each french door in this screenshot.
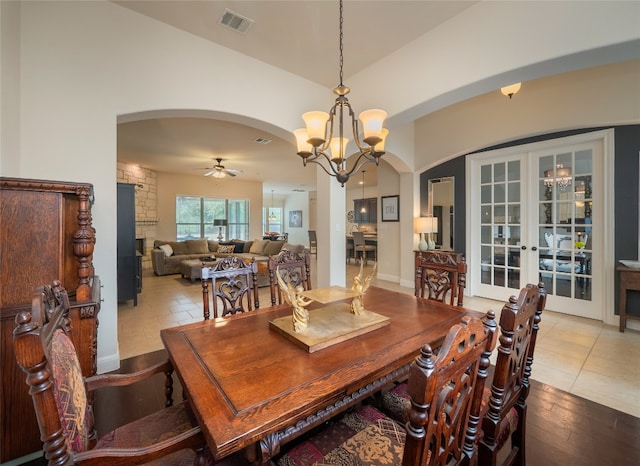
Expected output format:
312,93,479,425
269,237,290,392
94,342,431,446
467,132,608,320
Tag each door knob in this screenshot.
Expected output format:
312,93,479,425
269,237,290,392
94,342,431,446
531,246,538,251
521,245,527,250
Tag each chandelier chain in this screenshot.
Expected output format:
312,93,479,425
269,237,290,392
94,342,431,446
339,0,344,87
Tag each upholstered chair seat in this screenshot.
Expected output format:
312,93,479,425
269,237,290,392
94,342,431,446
276,312,497,466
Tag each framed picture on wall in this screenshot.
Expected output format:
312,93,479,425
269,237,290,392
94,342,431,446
289,210,302,228
381,195,399,222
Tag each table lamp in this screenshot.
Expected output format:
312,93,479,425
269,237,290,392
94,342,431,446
415,217,438,251
213,219,227,241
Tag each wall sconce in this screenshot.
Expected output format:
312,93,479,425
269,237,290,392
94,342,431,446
500,82,521,99
415,217,438,251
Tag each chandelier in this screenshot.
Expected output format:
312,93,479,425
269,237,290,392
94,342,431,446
267,190,277,222
294,0,388,187
360,171,366,213
544,164,572,192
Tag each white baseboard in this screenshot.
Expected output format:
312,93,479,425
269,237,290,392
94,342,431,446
97,351,121,374
376,272,399,283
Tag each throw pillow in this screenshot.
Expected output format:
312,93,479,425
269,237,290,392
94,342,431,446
249,239,269,255
243,240,254,253
159,244,173,257
230,240,245,253
208,240,219,252
218,245,235,254
263,240,286,256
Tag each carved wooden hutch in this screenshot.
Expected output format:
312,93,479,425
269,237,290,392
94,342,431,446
0,177,100,462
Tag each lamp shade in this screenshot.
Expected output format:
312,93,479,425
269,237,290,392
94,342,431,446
415,217,431,233
213,219,227,226
415,216,438,233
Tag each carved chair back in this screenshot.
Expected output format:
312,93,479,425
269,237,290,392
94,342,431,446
479,282,546,466
415,252,467,306
268,250,312,306
13,281,207,465
403,312,497,466
202,256,259,319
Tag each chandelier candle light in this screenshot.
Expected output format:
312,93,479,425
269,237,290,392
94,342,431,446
294,0,389,186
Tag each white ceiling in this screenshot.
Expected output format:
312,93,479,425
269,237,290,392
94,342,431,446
113,1,478,194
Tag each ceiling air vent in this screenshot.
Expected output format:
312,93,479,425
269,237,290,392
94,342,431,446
255,137,272,145
219,9,254,34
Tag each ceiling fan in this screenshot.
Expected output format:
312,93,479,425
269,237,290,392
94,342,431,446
197,158,243,178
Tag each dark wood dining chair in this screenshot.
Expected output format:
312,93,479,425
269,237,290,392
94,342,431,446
479,282,546,466
275,312,498,466
415,251,467,306
268,250,312,306
352,231,377,265
202,256,259,319
13,280,210,465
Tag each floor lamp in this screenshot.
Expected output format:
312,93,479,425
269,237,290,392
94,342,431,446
214,219,227,241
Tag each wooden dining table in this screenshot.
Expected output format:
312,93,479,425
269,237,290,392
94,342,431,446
160,286,483,464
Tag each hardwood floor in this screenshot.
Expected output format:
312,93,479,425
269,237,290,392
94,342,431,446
25,348,640,465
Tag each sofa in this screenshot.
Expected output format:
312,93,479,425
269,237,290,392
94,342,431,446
151,238,306,287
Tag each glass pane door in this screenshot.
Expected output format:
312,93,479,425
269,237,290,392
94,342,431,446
479,159,522,296
537,149,592,302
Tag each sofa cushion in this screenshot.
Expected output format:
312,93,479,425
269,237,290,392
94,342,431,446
218,245,235,254
170,241,188,255
281,243,304,254
158,244,173,257
207,240,219,252
263,240,286,256
185,239,208,255
250,239,269,254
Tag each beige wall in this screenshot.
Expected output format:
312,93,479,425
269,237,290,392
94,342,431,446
157,172,264,242
414,60,640,170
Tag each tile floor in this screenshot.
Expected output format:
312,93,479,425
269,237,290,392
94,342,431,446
118,260,640,418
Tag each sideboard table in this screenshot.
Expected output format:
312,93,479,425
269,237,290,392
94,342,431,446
617,263,640,332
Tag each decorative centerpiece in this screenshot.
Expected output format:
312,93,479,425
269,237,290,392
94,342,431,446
269,263,389,353
350,261,377,315
276,268,313,332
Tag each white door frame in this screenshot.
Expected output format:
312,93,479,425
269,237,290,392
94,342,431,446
466,129,615,324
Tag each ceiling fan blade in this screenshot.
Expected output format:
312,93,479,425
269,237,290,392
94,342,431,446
204,170,216,176
225,168,243,175
225,170,237,177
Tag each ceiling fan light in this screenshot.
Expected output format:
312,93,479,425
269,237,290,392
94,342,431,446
211,170,225,178
302,111,329,146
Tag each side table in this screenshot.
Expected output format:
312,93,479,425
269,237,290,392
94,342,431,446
617,264,640,332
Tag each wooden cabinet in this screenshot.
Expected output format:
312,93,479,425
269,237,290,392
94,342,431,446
0,177,99,463
617,264,640,332
117,183,138,305
354,197,377,224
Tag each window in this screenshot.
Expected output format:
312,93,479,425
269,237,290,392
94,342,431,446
263,207,283,234
176,196,249,241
